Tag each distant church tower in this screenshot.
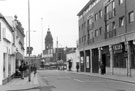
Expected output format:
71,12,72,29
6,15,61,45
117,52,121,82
45,28,53,51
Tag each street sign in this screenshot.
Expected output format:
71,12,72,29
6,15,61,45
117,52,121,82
27,47,33,54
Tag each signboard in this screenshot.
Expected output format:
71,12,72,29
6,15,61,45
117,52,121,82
27,47,33,54
112,43,124,54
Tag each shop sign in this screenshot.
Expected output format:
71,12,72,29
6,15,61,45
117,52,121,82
113,43,124,54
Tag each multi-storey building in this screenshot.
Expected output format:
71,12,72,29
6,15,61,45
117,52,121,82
0,14,25,85
0,13,16,85
77,0,135,76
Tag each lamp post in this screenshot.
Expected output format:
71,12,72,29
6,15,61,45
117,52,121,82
28,0,31,82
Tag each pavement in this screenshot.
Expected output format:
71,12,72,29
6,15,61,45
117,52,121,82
68,70,135,84
0,72,40,91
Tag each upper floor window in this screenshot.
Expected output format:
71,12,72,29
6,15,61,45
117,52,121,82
95,29,99,37
129,11,134,23
119,16,125,27
99,10,103,18
99,27,102,35
105,0,116,20
119,0,124,5
95,13,98,21
106,24,110,32
112,22,116,30
87,17,94,30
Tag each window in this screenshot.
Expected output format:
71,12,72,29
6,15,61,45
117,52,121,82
90,32,92,39
3,27,6,38
88,17,94,30
99,27,102,35
112,22,116,30
105,0,116,20
92,31,95,38
95,13,98,21
119,16,124,27
95,29,99,37
129,11,134,23
119,0,124,5
106,24,110,32
99,10,103,18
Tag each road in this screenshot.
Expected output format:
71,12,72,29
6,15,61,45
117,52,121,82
37,70,135,91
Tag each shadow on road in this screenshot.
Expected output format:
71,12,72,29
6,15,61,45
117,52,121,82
6,85,56,91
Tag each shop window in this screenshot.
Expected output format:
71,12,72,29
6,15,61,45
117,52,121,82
129,11,134,23
119,16,125,27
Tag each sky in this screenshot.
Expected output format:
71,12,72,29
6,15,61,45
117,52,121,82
0,0,89,55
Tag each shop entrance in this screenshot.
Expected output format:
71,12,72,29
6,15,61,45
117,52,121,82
101,54,106,74
92,49,99,73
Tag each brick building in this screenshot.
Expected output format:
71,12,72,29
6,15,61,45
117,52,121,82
77,0,135,76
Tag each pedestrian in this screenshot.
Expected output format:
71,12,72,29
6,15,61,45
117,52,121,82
76,63,79,72
33,64,37,76
100,61,104,75
24,62,29,77
19,60,25,79
68,60,72,71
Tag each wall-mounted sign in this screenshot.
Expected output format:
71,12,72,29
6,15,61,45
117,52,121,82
113,43,125,54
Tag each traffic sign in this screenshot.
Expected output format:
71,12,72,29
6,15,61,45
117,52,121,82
27,47,33,54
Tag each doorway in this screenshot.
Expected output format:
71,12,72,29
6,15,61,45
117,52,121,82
101,54,106,74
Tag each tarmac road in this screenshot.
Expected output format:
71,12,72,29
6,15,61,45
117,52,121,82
37,70,135,91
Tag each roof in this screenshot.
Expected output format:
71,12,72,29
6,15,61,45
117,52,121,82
77,0,96,16
0,13,14,32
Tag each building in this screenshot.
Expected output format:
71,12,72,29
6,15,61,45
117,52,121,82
42,28,54,68
0,14,25,85
66,48,80,71
77,0,135,76
12,16,25,73
0,13,16,85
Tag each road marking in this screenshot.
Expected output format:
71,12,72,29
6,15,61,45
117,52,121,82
73,79,84,82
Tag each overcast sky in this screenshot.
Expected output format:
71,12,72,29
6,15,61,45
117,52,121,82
0,0,89,55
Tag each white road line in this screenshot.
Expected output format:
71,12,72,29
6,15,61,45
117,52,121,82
73,79,84,82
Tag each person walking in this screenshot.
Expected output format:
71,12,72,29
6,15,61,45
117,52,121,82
33,64,37,76
76,63,79,72
19,61,25,79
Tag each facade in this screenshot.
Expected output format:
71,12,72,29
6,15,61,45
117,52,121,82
77,0,135,76
13,15,25,68
0,14,25,85
0,14,16,85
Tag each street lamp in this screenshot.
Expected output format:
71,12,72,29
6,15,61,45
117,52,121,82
28,0,31,82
